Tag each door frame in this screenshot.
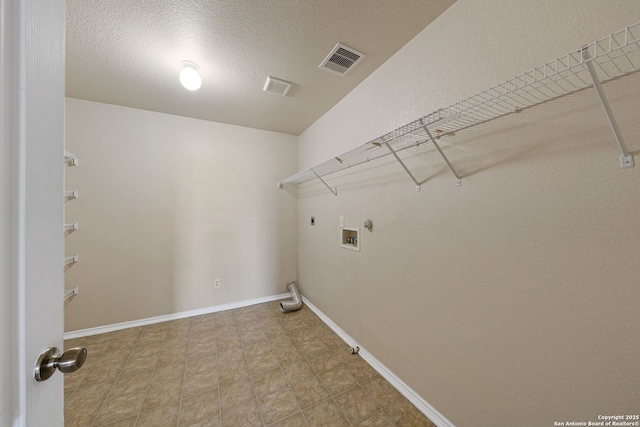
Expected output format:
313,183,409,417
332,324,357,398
1,1,22,425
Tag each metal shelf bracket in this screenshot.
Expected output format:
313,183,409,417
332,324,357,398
64,222,78,231
420,120,462,186
312,169,337,196
64,254,78,266
582,48,635,168
382,139,422,192
64,286,78,301
64,151,78,166
65,190,79,199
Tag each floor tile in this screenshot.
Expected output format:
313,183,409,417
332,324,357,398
354,411,396,427
318,366,358,396
302,399,349,427
282,360,315,383
383,398,436,426
186,353,217,377
219,376,255,410
247,350,280,375
244,339,273,359
141,364,185,411
258,387,300,425
178,389,220,427
307,351,342,376
342,357,379,384
83,351,130,384
289,375,330,409
333,385,379,424
102,416,137,427
136,401,180,427
217,358,250,386
221,398,263,427
361,376,402,407
64,380,115,425
266,412,308,427
93,370,153,426
253,367,289,397
184,416,221,427
183,369,219,398
275,348,304,366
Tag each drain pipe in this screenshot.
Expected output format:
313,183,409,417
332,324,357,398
280,282,302,313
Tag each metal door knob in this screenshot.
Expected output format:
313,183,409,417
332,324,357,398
34,346,87,382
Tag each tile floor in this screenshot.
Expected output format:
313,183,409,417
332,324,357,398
64,300,436,426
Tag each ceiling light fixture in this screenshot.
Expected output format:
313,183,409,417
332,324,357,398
179,61,202,91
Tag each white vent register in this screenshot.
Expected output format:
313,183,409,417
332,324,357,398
319,43,366,76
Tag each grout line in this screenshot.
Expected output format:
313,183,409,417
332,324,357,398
260,307,305,426
236,309,268,426
213,315,222,427
89,327,143,427
132,326,167,426
174,320,194,426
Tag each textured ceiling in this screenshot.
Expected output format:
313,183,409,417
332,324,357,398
66,0,456,135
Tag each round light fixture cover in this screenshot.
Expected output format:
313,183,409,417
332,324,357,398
180,61,202,91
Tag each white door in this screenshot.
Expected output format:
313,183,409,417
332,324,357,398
1,0,66,426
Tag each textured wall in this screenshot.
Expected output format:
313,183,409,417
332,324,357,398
297,1,640,426
64,98,298,331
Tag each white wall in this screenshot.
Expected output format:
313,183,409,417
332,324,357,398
298,1,640,426
64,98,298,331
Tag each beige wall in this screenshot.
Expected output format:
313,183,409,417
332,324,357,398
64,98,298,331
298,1,640,426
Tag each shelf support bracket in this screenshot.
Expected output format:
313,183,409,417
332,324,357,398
382,139,421,191
64,222,78,232
64,189,79,199
582,49,634,168
420,120,462,186
64,151,78,166
312,169,337,196
64,286,78,301
64,254,78,266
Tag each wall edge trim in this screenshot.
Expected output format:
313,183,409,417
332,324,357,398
64,293,291,340
301,296,456,427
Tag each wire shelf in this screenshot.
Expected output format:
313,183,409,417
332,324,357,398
279,22,640,190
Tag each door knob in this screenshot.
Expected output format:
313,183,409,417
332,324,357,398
34,346,87,382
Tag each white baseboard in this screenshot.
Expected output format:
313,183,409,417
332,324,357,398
302,296,456,427
64,292,291,340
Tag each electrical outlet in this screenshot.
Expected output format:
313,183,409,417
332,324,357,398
214,278,221,289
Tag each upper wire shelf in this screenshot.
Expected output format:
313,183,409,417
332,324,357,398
279,22,640,191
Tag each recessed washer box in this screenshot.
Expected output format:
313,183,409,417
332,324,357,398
341,227,360,252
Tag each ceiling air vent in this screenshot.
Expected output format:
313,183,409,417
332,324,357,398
319,43,366,76
263,76,293,96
